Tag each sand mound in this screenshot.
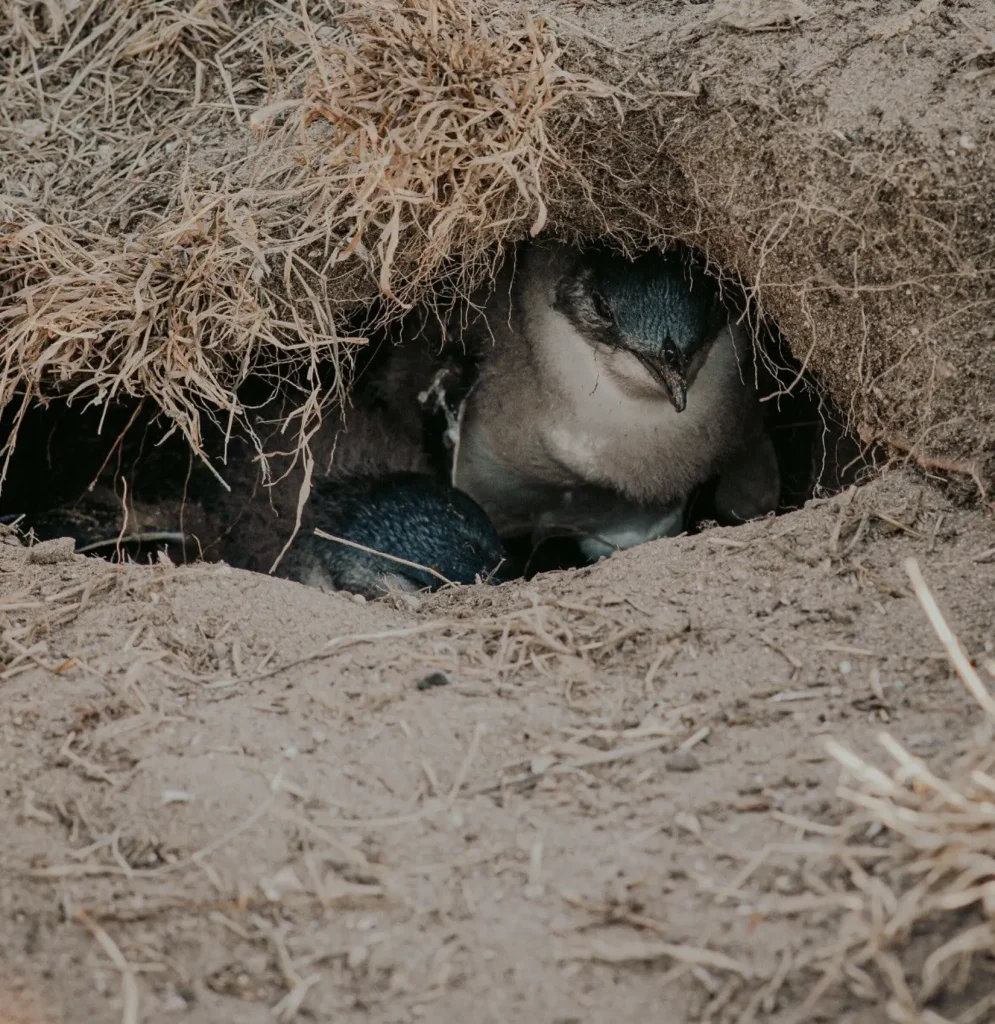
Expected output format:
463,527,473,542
3,471,995,1022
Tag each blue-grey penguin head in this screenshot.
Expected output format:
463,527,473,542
554,246,726,412
286,473,506,599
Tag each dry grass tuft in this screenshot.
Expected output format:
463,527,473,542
0,0,258,468
757,557,995,1023
0,0,615,479
257,0,616,312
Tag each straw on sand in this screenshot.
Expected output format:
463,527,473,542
755,557,995,1022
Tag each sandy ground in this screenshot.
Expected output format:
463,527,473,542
1,469,994,1023
3,1,995,1020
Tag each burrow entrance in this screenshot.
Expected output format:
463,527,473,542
0,246,869,588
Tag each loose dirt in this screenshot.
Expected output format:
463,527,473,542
2,468,993,1022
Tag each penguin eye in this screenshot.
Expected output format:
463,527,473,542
591,292,614,324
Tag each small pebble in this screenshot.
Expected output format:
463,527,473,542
28,536,76,564
665,750,702,773
347,945,369,969
0,521,24,546
417,672,450,691
160,989,188,1013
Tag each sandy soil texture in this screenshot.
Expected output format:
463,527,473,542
4,0,995,1021
2,469,993,1023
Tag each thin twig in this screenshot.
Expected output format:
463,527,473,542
75,910,139,1024
78,532,188,554
313,527,455,588
904,557,995,718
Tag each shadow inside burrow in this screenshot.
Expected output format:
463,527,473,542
0,242,871,585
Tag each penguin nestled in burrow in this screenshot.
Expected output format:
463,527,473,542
0,239,860,598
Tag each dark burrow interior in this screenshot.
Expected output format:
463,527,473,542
0,250,870,590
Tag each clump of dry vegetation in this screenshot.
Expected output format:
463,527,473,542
258,0,616,309
756,557,995,1023
3,0,995,494
0,0,615,473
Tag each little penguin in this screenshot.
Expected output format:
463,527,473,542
451,241,781,559
278,472,505,599
10,353,505,602
15,241,777,591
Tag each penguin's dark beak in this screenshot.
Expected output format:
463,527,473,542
637,351,687,413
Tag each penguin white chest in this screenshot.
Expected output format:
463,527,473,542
452,309,751,541
532,318,699,482
544,427,609,474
